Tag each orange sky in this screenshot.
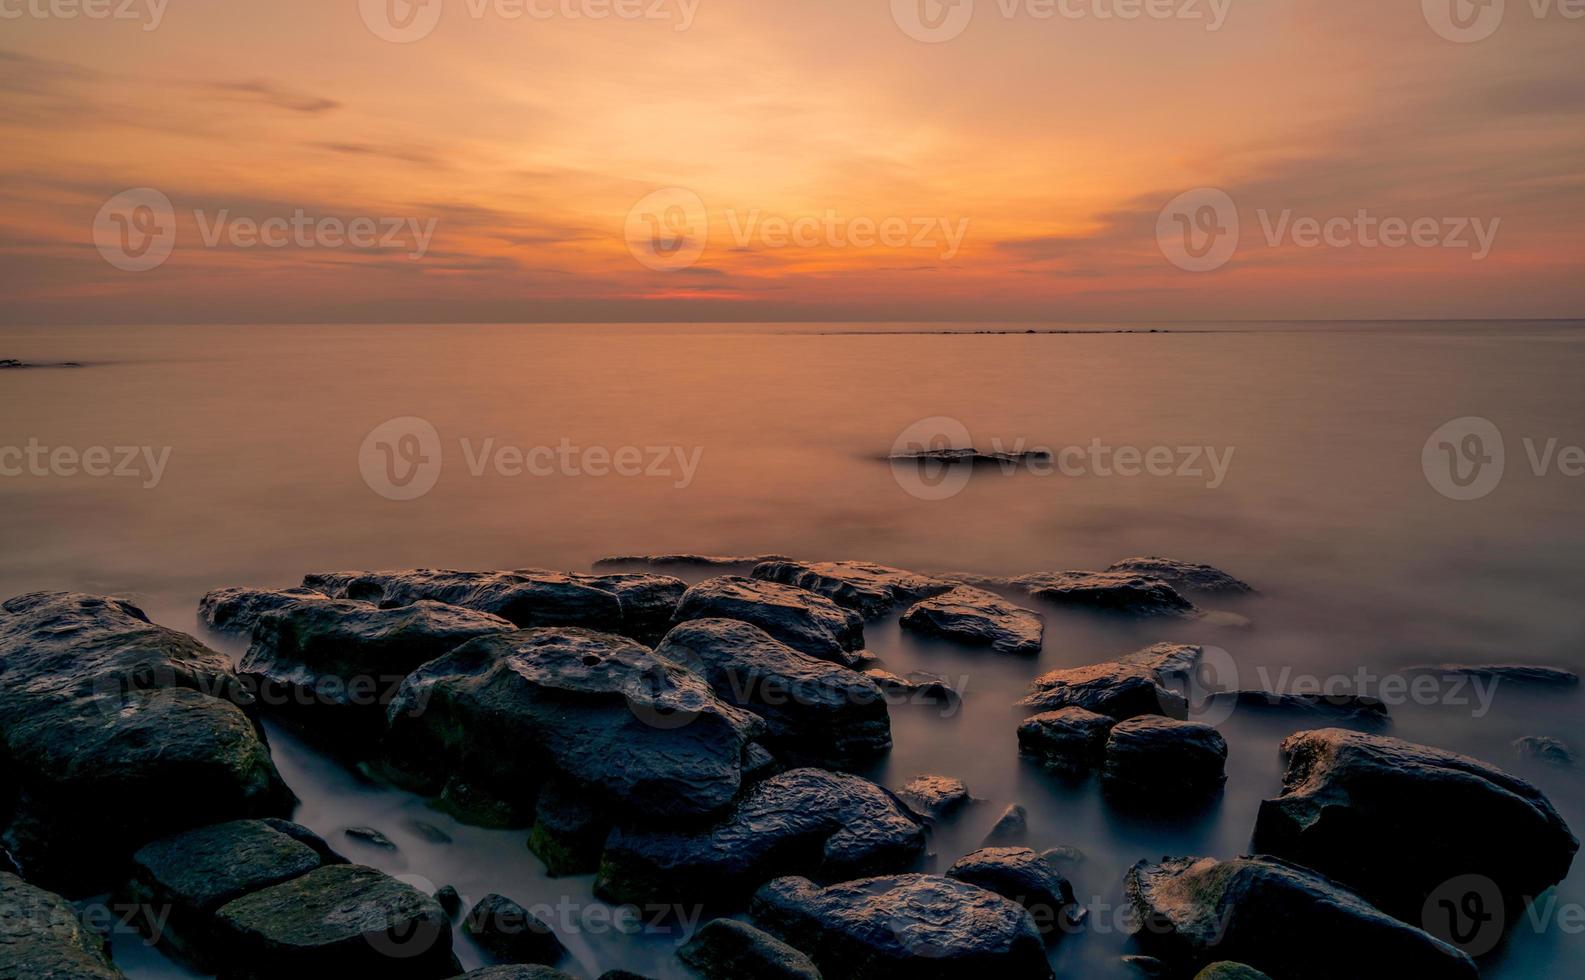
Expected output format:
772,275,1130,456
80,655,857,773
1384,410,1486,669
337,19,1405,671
2,1,1582,323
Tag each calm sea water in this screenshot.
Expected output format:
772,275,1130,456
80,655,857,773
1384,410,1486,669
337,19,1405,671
2,321,1583,978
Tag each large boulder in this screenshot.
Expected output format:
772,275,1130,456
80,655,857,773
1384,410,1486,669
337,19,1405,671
898,588,1043,655
750,874,1051,979
944,847,1074,937
0,592,294,892
751,560,955,618
0,872,124,978
1251,729,1578,924
198,587,332,637
678,918,822,980
569,571,688,644
1011,572,1196,618
1106,557,1254,595
213,864,456,978
656,619,891,766
381,628,766,826
240,599,514,744
1017,708,1115,773
1125,856,1477,979
596,768,926,906
1101,716,1227,800
672,577,866,666
307,569,626,634
1018,660,1187,721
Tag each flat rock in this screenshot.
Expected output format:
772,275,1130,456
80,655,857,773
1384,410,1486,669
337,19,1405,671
862,668,960,704
0,592,294,891
887,448,1051,465
1206,691,1388,724
0,872,124,978
383,628,766,826
945,847,1074,936
596,768,925,906
1252,728,1579,923
1125,856,1477,979
344,826,398,851
1011,572,1197,619
981,804,1028,847
1513,735,1575,767
455,968,579,980
596,554,791,572
1404,663,1580,687
750,874,1050,979
1019,659,1187,721
671,576,865,667
1194,965,1272,980
566,570,687,644
1115,642,1204,680
1106,557,1254,594
1101,717,1228,800
895,775,972,820
198,587,332,636
1017,708,1115,772
656,619,890,766
899,587,1043,655
678,918,821,980
307,569,626,635
751,560,955,618
214,863,455,977
463,893,566,966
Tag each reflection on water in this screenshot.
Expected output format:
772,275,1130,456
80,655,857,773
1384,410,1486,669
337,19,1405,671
4,321,1583,978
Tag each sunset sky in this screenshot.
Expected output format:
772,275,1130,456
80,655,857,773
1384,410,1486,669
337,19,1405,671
3,0,1582,324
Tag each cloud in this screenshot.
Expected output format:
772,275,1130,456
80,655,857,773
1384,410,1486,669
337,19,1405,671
210,80,340,114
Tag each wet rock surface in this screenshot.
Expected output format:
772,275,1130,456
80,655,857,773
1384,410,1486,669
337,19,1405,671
981,804,1029,847
1011,572,1197,618
656,618,891,766
462,893,567,966
383,627,766,825
454,967,579,980
596,554,791,572
671,576,866,667
1105,557,1254,594
1019,658,1188,721
307,569,627,635
569,571,688,644
678,917,822,980
596,768,926,906
198,587,333,636
0,592,293,891
895,775,972,820
1513,734,1576,766
1194,965,1272,980
898,587,1043,655
886,448,1051,466
1404,663,1580,687
0,872,124,978
944,847,1074,937
862,668,960,704
1125,856,1478,980
1252,728,1579,923
752,560,955,618
750,874,1051,979
1017,708,1115,772
1205,691,1388,724
1101,717,1228,800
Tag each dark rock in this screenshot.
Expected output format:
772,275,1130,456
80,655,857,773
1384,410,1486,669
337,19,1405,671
899,587,1043,655
404,819,453,844
656,619,891,766
887,447,1052,466
1514,735,1575,767
382,628,766,826
435,885,462,917
0,872,124,977
1019,659,1188,721
463,893,567,966
1106,557,1254,594
750,874,1051,979
671,576,866,667
214,864,455,978
595,554,791,572
1101,717,1227,800
945,847,1074,937
1125,856,1477,979
1405,663,1580,687
1115,642,1204,681
678,918,821,980
1121,955,1166,975
261,818,347,865
751,560,954,618
529,778,608,877
1040,846,1085,869
596,768,925,906
895,775,972,820
862,668,960,704
981,805,1028,847
198,587,332,636
455,968,579,980
596,972,660,980
1206,691,1388,724
1194,965,1272,980
0,592,293,892
1253,728,1578,924
1017,708,1115,772
1012,572,1197,619
344,826,398,851
567,570,687,644
308,569,626,634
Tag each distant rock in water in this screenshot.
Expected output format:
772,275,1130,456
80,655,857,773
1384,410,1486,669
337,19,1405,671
1404,663,1580,687
863,667,960,704
751,560,955,618
1513,735,1576,767
671,575,866,667
886,447,1052,465
0,872,124,978
899,586,1044,655
1125,856,1478,979
595,554,791,572
1106,557,1254,594
1252,728,1579,925
0,358,86,369
198,587,334,637
1206,690,1389,724
1011,571,1198,619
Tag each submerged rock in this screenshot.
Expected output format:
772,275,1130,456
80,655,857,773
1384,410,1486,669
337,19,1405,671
751,560,955,618
1106,557,1254,595
307,569,626,634
981,804,1029,847
671,576,866,666
596,554,791,572
678,918,821,980
214,864,455,977
945,847,1074,937
1252,728,1579,924
0,872,124,978
1513,735,1576,767
1101,717,1227,800
656,619,891,766
1206,691,1388,724
595,768,926,906
1194,965,1272,980
198,587,333,637
1011,572,1197,619
895,775,972,820
343,826,398,851
1404,663,1580,687
1017,708,1115,772
1019,659,1187,721
382,628,766,826
899,587,1044,655
862,668,960,704
1125,856,1477,979
435,885,463,917
0,592,293,891
751,874,1051,979
887,447,1052,466
463,893,566,966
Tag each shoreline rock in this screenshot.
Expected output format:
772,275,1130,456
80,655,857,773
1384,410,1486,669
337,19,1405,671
1404,664,1580,687
945,847,1074,938
899,587,1044,655
1019,657,1189,721
1106,557,1254,595
751,560,955,618
0,872,124,978
1012,572,1197,619
198,587,334,637
1017,708,1115,773
678,918,821,980
1101,716,1228,801
671,576,866,667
